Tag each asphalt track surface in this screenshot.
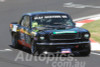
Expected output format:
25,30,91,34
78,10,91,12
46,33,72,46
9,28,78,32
0,0,100,67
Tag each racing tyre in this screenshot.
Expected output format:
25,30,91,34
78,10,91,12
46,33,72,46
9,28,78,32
12,33,23,49
31,40,38,55
80,44,91,56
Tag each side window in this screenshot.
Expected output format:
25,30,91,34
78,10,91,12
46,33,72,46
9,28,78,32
25,16,30,28
21,17,25,26
20,16,30,28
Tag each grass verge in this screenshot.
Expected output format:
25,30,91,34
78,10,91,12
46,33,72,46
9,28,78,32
82,20,100,43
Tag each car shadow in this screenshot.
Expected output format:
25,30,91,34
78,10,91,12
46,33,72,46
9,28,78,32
9,45,31,54
9,45,90,57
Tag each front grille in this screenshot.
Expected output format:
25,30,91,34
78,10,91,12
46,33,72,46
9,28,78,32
50,33,77,40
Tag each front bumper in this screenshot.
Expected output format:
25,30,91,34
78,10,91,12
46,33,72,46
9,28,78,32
36,41,90,54
36,41,90,45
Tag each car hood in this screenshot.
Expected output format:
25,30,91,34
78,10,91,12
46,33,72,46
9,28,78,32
38,27,89,35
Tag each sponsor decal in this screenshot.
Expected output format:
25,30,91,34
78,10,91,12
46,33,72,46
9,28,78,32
20,28,25,33
12,25,18,32
31,31,37,36
53,31,77,34
20,33,25,40
34,15,67,19
25,34,31,44
10,24,13,28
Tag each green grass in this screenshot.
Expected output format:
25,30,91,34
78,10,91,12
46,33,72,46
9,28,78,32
82,20,100,43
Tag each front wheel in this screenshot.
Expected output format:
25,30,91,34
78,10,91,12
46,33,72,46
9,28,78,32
80,44,91,56
80,50,90,56
31,40,38,55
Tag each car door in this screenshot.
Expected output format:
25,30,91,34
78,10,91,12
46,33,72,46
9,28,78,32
19,15,32,48
23,16,31,48
19,16,27,46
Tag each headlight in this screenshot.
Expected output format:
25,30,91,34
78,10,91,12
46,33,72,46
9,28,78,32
40,36,45,40
84,34,89,38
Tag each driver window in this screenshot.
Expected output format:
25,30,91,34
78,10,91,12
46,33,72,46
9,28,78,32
21,16,30,28
21,17,26,26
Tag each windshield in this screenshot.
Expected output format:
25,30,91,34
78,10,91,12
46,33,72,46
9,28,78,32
32,15,74,27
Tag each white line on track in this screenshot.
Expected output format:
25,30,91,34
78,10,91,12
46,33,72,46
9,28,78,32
73,14,100,22
91,52,100,56
0,49,12,52
64,2,100,9
0,0,5,2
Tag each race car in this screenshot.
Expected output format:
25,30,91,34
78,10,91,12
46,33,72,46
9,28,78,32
9,11,91,56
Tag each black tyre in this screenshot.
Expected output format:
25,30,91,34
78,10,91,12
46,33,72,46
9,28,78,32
12,33,23,49
31,40,38,55
80,44,91,56
80,50,90,56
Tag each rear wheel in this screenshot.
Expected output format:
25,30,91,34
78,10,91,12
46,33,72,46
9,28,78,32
12,33,23,49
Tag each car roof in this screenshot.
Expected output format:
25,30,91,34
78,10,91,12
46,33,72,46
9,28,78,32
23,11,68,16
